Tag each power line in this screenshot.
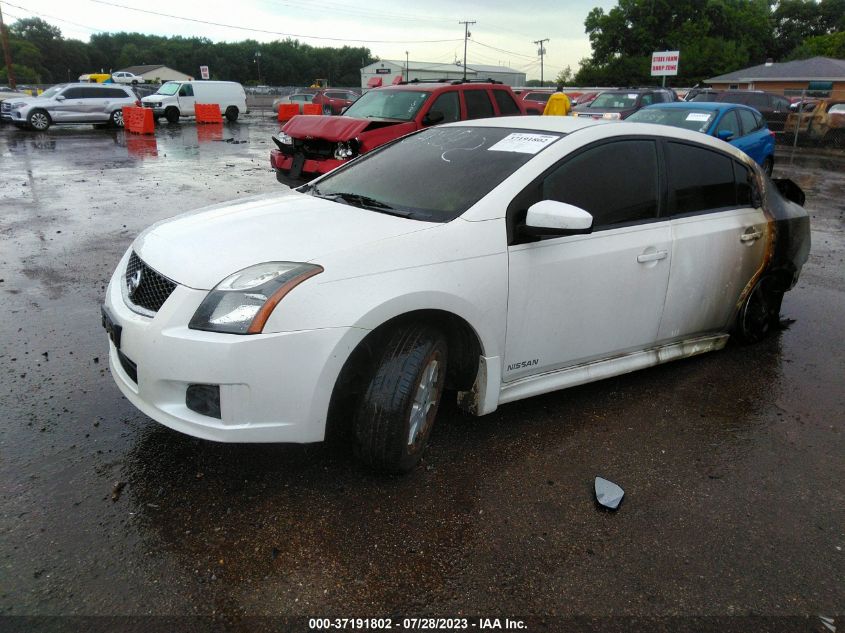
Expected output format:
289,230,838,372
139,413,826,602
87,0,464,44
270,0,453,25
4,2,104,32
470,38,535,61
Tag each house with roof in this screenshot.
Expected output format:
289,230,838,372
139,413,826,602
117,65,194,83
705,56,845,98
360,59,526,89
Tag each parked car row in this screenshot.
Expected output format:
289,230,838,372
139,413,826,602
1,80,247,129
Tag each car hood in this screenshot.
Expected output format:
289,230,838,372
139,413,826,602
282,115,403,142
134,191,435,289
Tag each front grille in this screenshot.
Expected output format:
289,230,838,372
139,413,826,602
125,251,177,314
290,138,335,160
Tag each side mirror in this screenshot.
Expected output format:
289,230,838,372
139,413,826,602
55,95,66,102
422,110,445,125
523,200,593,237
717,129,734,141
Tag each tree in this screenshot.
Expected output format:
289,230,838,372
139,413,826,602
554,65,573,86
789,30,845,58
575,0,773,86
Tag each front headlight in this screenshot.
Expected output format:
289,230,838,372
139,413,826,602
189,262,323,334
277,132,293,145
334,141,355,160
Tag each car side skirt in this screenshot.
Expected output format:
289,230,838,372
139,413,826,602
497,333,729,406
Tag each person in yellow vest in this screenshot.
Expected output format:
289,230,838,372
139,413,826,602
543,84,571,116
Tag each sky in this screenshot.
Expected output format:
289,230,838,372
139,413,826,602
1,0,617,81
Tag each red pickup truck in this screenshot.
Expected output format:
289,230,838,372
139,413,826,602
271,80,526,181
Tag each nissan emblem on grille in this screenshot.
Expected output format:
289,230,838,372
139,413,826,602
124,252,178,314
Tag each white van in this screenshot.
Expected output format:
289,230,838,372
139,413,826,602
141,80,248,123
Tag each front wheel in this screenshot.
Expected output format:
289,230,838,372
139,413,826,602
225,106,239,122
735,276,784,344
164,107,180,124
110,109,125,128
354,324,448,473
27,109,51,131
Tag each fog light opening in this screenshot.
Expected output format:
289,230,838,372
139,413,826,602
186,384,221,419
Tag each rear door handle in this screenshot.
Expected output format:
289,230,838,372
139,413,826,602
741,228,763,242
637,250,668,263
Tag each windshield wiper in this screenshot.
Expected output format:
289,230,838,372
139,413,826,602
323,192,417,218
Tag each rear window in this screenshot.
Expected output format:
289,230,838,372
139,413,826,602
525,92,552,103
311,126,563,222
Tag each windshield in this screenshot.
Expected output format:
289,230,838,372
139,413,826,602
627,107,715,133
343,89,431,121
156,82,181,96
308,126,563,222
590,92,638,109
41,85,65,99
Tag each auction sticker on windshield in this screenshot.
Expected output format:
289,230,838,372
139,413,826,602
488,133,558,154
686,112,711,121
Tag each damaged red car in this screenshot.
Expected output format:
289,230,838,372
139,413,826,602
270,80,526,182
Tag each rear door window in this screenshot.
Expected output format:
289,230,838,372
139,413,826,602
493,90,521,115
666,142,737,214
464,90,494,119
541,139,660,228
738,108,759,134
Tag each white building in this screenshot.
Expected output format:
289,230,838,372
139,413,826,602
361,59,526,90
117,65,194,83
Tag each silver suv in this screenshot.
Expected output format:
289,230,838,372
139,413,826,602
8,83,139,131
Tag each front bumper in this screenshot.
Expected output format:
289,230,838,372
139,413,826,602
270,148,345,177
103,253,367,443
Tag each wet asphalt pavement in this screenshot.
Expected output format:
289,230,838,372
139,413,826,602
0,116,842,629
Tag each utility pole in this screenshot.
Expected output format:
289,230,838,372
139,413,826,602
405,50,409,81
534,38,549,87
459,20,475,81
0,2,16,90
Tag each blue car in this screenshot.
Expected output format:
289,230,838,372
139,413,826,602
627,102,776,175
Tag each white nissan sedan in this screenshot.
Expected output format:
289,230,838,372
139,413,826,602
103,117,810,472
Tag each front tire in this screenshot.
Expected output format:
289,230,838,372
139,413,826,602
164,107,180,124
225,106,239,122
27,109,51,131
735,276,784,344
354,324,448,473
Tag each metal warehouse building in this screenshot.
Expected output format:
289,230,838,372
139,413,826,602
361,59,526,89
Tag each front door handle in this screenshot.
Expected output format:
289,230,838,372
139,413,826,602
637,249,668,263
741,227,763,242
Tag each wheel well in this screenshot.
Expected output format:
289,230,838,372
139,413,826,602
325,310,483,443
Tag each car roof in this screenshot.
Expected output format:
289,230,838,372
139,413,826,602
440,116,754,163
641,102,758,114
374,82,507,93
